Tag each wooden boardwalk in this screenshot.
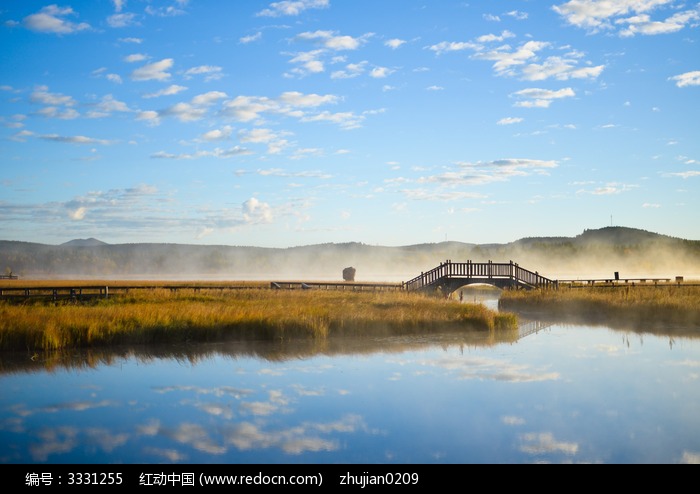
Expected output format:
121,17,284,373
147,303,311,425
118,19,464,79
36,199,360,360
0,281,403,301
0,284,264,301
270,281,403,292
1,261,691,301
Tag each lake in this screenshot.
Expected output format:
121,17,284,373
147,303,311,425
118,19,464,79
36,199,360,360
1,288,699,466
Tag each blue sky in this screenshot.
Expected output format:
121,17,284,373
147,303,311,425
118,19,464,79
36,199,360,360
1,0,699,247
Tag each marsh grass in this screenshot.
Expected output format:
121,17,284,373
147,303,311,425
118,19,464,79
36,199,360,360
0,287,517,352
499,284,700,328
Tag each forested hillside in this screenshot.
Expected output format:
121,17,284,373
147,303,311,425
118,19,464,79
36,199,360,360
1,227,699,281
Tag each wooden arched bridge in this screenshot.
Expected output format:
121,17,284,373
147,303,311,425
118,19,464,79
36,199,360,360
403,260,557,295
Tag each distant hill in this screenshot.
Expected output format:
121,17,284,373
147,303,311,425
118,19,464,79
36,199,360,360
1,227,698,281
61,238,109,247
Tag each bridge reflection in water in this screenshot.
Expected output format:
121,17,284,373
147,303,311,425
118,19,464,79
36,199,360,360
517,319,553,339
455,284,554,341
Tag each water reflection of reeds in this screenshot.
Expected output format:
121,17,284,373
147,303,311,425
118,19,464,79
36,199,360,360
0,327,522,375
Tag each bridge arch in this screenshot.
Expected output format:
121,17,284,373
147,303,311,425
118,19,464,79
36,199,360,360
427,278,516,298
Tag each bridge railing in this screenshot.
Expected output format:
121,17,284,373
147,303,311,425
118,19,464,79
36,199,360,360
513,264,557,289
403,260,556,291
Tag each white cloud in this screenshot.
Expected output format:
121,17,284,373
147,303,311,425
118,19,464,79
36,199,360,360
476,30,516,43
184,65,224,81
191,91,228,106
242,198,274,224
108,13,138,28
300,111,364,130
40,134,112,145
87,95,132,118
512,87,576,108
370,67,394,78
553,0,671,30
124,53,148,63
223,96,276,122
331,62,368,79
473,40,551,78
257,0,330,18
519,432,578,455
552,0,700,36
106,74,123,84
131,59,174,81
10,130,34,142
150,147,252,160
240,32,262,44
36,107,80,119
497,117,524,125
520,57,605,81
681,451,700,464
136,111,161,126
399,159,559,193
240,129,291,155
506,10,529,20
287,50,326,76
196,228,214,240
143,85,188,99
279,91,337,107
23,5,91,34
617,9,700,37
290,147,324,160
285,31,373,78
155,92,229,123
664,171,700,179
145,2,189,17
431,33,603,83
592,186,622,195
160,103,205,122
295,30,371,51
29,86,81,119
30,86,76,107
69,207,87,220
385,39,406,49
400,190,487,201
576,182,638,195
201,126,233,141
427,41,478,55
669,71,700,88
221,91,342,125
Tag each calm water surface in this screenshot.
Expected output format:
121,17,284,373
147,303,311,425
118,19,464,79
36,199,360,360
1,289,699,465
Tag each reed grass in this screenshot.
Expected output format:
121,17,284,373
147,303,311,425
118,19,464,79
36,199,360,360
499,284,700,328
0,287,518,352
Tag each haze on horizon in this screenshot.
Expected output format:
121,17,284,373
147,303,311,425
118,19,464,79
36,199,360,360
1,1,699,249
4,227,699,284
